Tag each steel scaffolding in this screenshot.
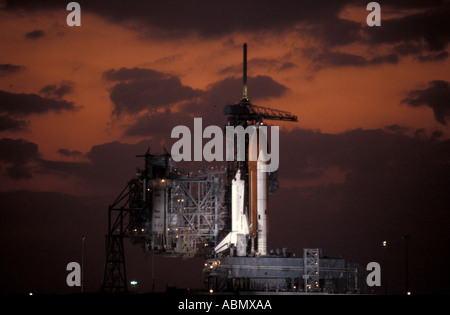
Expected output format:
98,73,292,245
303,248,320,292
101,152,227,292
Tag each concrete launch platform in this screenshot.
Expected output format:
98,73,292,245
203,250,365,294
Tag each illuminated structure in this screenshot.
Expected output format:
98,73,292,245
221,43,297,257
102,152,227,292
101,44,365,293
203,44,364,293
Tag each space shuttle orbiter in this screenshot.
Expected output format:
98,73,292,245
214,149,269,256
214,170,249,256
215,44,295,257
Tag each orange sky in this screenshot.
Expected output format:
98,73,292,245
1,1,450,296
0,2,449,187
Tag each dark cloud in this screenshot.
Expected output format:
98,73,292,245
383,0,444,9
0,90,76,117
0,64,25,76
393,42,424,56
39,81,74,99
0,115,29,132
24,29,45,39
57,148,85,158
393,42,449,62
105,67,289,137
84,1,348,38
278,127,450,183
0,138,39,165
0,136,154,187
124,109,190,138
300,1,449,69
0,138,39,179
103,67,166,81
124,75,289,136
416,51,449,63
402,80,450,125
278,62,297,71
36,158,88,180
384,124,410,135
202,75,288,106
38,140,156,193
219,58,297,76
104,68,201,116
307,49,399,70
307,16,362,47
109,78,200,114
0,89,75,133
3,1,348,37
5,0,448,53
5,1,448,71
363,6,450,52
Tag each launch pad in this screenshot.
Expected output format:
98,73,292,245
101,44,366,294
204,250,365,294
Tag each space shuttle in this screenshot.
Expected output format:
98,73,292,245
214,169,249,256
214,152,269,256
214,43,270,257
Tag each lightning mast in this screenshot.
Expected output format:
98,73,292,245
243,43,248,101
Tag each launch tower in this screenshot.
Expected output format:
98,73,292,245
101,44,365,294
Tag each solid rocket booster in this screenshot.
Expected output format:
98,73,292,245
256,150,268,256
248,158,258,240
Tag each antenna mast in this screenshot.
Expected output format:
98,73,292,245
242,43,248,101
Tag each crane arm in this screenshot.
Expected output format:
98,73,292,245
223,102,298,123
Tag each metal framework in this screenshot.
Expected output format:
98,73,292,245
166,171,227,257
224,43,298,127
303,248,320,292
101,179,142,293
203,251,365,293
224,101,298,126
101,153,227,292
102,235,127,292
